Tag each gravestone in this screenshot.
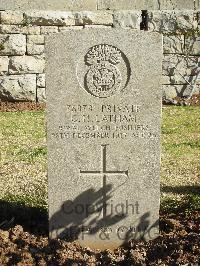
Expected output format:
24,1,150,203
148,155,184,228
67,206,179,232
46,29,162,250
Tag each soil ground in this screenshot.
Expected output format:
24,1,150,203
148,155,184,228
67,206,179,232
0,101,46,112
0,209,199,265
0,94,200,112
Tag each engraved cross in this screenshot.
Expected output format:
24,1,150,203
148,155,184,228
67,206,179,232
80,145,128,219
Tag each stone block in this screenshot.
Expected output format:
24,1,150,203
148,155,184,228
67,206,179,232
163,35,184,54
0,56,9,75
41,26,59,34
163,54,199,76
0,25,21,34
163,84,200,98
97,0,194,10
24,11,75,26
0,0,97,11
185,35,200,55
84,25,112,28
27,35,45,45
163,74,199,85
59,26,83,32
0,34,26,55
162,85,179,98
162,75,171,84
37,74,46,87
168,74,199,85
97,0,159,10
27,44,44,55
148,11,197,34
160,0,194,10
113,11,141,29
9,55,45,74
36,87,46,102
0,74,36,101
195,0,200,10
0,25,41,35
27,35,45,55
74,11,113,25
23,25,41,35
182,84,200,96
0,10,24,24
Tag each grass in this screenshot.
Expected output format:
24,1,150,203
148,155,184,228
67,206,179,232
0,111,47,208
161,106,200,212
0,107,199,213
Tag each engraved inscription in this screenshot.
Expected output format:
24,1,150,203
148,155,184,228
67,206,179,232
51,104,158,141
80,145,128,219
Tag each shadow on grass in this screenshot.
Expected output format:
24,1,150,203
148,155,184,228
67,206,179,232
1,186,199,241
0,200,48,235
161,185,200,214
162,185,200,195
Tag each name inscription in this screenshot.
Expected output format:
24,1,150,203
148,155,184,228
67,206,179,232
51,104,157,140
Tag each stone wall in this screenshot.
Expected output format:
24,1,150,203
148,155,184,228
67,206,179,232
0,0,198,11
0,9,199,102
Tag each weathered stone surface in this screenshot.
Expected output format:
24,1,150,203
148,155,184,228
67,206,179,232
162,85,178,98
185,35,200,55
160,0,195,10
46,29,162,250
27,44,44,55
195,0,199,10
0,11,24,24
0,34,26,55
163,35,184,54
166,74,200,85
74,11,113,26
59,26,83,32
24,25,41,35
41,26,59,34
163,54,199,76
27,35,45,45
36,86,46,102
162,75,171,84
0,56,9,75
163,84,200,98
148,11,197,34
97,0,194,10
9,56,45,74
0,0,194,10
113,11,141,29
27,35,45,55
0,0,97,11
181,84,200,96
37,74,45,87
24,11,75,26
98,0,159,10
84,25,112,28
0,74,36,101
0,25,41,35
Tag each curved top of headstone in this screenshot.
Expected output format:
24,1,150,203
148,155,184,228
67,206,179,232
0,0,196,11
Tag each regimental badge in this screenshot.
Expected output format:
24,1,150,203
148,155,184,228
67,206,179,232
85,44,123,98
